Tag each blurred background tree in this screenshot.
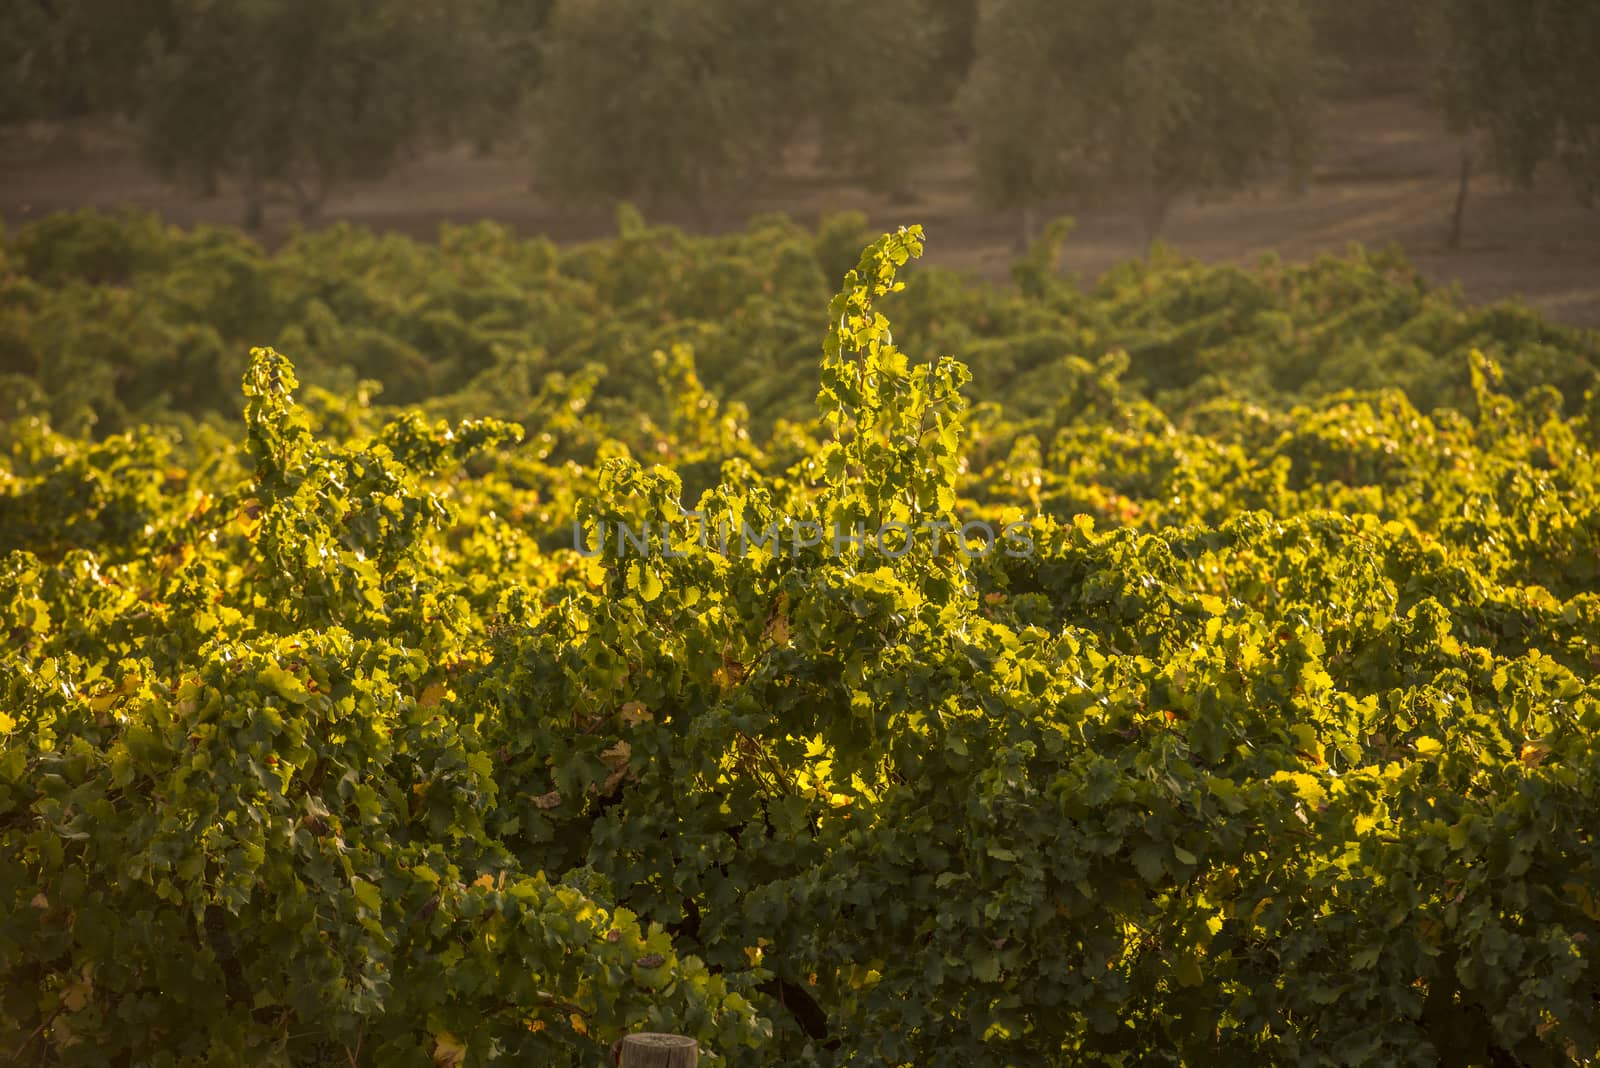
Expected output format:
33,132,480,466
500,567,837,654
531,0,809,222
1309,0,1429,95
962,0,1320,250
530,0,976,208
139,0,497,228
806,0,952,200
927,0,981,105
1425,0,1600,247
957,0,1088,247
436,0,554,157
0,0,176,123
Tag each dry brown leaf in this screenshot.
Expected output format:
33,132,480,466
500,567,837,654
61,967,93,1012
430,1031,467,1067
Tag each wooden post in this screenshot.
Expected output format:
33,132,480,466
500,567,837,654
616,1032,698,1068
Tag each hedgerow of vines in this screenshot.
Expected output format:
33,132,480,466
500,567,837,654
1,221,1598,1066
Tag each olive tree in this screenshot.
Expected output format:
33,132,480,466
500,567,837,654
0,0,175,122
138,0,491,227
531,0,810,221
1427,0,1600,247
533,0,973,212
806,0,961,199
1309,0,1429,93
961,0,1320,249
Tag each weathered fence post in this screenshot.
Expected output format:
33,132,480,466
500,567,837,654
615,1032,698,1067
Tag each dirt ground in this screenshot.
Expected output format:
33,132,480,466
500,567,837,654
2,91,1597,328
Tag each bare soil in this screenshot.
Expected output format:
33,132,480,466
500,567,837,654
2,92,1597,327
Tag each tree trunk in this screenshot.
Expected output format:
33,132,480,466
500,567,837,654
1448,144,1472,250
1017,204,1037,252
294,176,327,226
615,1033,698,1068
1140,189,1171,257
242,174,265,231
690,188,720,235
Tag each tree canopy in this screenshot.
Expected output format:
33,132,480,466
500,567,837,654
531,0,808,216
139,0,499,225
0,0,175,123
961,0,1320,247
1429,0,1600,209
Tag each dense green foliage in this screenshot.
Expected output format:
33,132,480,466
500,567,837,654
3,216,1600,1065
3,209,1596,440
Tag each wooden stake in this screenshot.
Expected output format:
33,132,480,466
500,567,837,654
616,1032,698,1068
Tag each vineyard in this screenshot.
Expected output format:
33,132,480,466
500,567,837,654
2,210,1599,1065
